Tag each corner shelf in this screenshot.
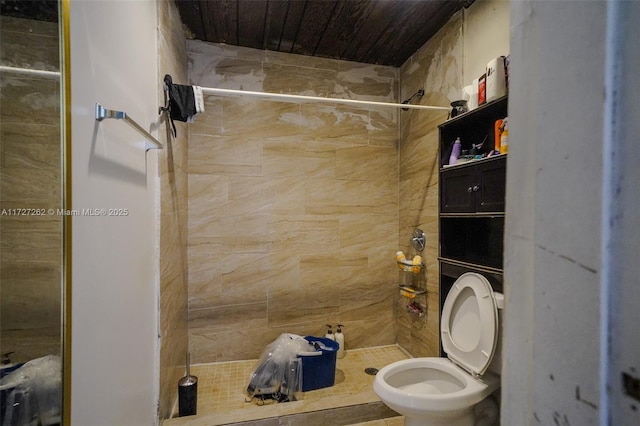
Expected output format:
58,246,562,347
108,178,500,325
396,259,425,274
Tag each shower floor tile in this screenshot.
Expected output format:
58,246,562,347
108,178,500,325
164,345,408,425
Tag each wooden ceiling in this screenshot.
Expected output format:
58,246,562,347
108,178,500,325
174,0,474,67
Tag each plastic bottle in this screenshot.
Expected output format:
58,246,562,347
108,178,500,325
499,118,508,154
335,324,345,359
494,119,503,152
448,137,462,165
325,325,335,341
411,255,422,273
396,251,407,271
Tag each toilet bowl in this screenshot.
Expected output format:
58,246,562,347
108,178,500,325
374,272,503,426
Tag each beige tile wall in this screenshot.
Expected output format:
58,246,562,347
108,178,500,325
396,12,463,357
0,16,62,362
187,41,400,363
157,0,189,420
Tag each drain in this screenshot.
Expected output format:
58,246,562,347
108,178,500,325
364,367,379,375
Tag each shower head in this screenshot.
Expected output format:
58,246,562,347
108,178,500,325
401,89,425,111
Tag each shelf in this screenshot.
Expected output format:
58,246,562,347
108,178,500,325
440,212,505,218
396,259,425,273
440,153,507,172
439,96,508,130
438,257,503,275
398,285,427,296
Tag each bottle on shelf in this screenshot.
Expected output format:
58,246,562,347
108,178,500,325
411,255,422,273
499,118,508,154
448,137,462,165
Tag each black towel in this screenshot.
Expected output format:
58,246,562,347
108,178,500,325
163,74,197,137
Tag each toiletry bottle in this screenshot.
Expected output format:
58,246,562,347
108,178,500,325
411,255,422,273
494,119,503,152
325,325,335,341
449,137,461,165
500,118,509,154
335,324,345,359
396,251,407,270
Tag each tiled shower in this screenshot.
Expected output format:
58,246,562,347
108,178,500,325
158,0,462,421
186,40,401,364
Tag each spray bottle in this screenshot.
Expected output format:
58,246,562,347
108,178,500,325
449,137,462,165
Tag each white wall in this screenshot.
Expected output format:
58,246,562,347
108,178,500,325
463,0,510,88
503,0,640,424
600,2,640,424
70,1,159,424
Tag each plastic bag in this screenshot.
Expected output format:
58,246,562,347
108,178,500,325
246,333,313,402
0,355,61,426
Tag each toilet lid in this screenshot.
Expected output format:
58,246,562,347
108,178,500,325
440,272,498,376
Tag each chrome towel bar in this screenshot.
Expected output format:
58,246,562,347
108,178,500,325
95,103,163,151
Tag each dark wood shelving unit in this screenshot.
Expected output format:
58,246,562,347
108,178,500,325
438,96,508,357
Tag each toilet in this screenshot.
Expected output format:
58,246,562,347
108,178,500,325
373,272,504,426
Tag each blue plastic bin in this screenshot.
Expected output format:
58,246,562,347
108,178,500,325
299,336,339,391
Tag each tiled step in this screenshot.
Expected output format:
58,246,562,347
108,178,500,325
163,345,409,426
168,400,399,426
349,417,404,426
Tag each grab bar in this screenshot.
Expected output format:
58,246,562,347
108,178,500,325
95,103,163,151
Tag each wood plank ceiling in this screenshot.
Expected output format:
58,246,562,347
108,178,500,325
174,0,474,67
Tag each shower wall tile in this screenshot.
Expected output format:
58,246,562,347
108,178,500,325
265,49,341,72
396,11,464,357
0,16,62,364
222,99,301,139
0,17,59,71
263,62,337,96
368,106,398,148
336,145,397,182
0,76,60,126
338,214,397,254
263,139,337,178
188,134,263,175
187,41,399,362
0,261,61,330
299,104,369,144
189,97,223,136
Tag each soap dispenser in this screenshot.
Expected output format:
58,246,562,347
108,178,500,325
325,325,335,341
335,324,345,359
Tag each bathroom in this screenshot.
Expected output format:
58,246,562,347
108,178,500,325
1,0,638,425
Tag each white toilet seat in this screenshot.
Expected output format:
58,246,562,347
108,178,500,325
441,272,498,376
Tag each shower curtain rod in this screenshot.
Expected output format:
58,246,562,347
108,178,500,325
200,86,450,111
0,65,60,79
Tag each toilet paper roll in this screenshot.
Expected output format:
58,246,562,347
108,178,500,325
486,56,507,102
468,79,479,110
461,85,473,103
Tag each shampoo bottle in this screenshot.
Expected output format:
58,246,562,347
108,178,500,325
325,324,335,341
396,251,407,271
449,137,461,165
335,324,345,359
500,118,509,154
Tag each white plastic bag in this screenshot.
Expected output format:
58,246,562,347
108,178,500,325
246,334,313,402
0,355,61,426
